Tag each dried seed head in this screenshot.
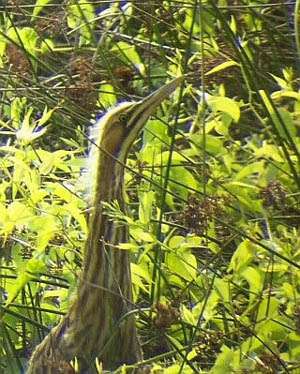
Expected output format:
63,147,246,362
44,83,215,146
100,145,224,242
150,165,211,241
255,352,281,373
114,66,134,82
6,44,31,77
192,330,224,368
260,180,287,208
152,302,180,329
35,13,66,38
69,55,96,82
65,80,98,112
177,195,225,235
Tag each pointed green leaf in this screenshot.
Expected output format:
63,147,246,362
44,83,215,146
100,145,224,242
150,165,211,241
205,60,239,76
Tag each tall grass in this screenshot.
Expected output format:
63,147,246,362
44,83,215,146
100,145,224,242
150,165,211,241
0,1,299,373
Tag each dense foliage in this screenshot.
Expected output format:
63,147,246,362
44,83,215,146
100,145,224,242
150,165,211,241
0,1,299,373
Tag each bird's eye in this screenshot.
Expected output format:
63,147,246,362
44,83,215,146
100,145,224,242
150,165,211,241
119,113,128,125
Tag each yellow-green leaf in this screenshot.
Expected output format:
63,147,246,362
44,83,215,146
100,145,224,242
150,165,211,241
205,60,239,76
207,96,240,122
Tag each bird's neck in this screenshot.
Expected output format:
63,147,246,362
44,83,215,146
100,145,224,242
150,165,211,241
83,153,126,279
64,151,140,366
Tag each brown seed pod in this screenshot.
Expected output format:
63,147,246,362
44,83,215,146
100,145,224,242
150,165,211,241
6,44,31,77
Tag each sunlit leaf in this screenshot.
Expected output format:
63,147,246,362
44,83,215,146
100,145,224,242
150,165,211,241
68,0,95,44
112,41,144,74
207,96,240,122
241,267,264,304
32,0,52,19
235,161,265,181
7,27,38,54
138,190,155,225
228,239,255,273
181,304,196,326
99,84,116,108
205,60,239,76
210,345,240,374
166,250,197,282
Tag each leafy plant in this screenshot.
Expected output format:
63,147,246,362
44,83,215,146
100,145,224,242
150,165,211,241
0,1,299,373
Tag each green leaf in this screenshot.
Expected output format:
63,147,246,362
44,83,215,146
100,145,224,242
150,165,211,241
118,242,139,252
235,161,265,181
0,202,33,236
130,227,154,243
256,318,288,342
288,332,300,360
210,345,240,374
112,41,144,74
155,150,186,165
16,106,49,144
32,0,52,19
139,144,161,164
5,258,46,307
240,335,263,355
241,267,264,304
7,201,33,225
143,119,170,146
166,250,197,282
37,106,56,126
166,335,184,351
191,133,226,155
64,202,88,234
47,182,73,203
259,90,297,141
274,108,297,139
10,97,27,129
5,272,32,306
280,282,295,299
67,0,95,44
187,349,198,360
138,190,155,225
271,90,300,101
207,96,240,122
254,144,284,162
40,38,55,54
181,304,196,326
225,181,259,191
29,215,58,251
228,239,255,273
229,15,237,34
164,364,193,374
26,257,47,274
168,236,185,249
205,60,239,76
38,150,71,174
169,166,198,199
99,84,116,108
7,27,38,54
214,278,231,305
257,298,279,321
131,262,151,289
269,73,289,90
0,33,6,68
199,291,219,321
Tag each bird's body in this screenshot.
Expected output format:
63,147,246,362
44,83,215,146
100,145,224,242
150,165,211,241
27,77,182,373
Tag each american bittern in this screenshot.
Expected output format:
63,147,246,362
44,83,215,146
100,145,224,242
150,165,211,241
27,77,183,373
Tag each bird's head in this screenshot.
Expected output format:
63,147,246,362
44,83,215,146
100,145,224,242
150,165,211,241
93,76,183,160
88,77,183,203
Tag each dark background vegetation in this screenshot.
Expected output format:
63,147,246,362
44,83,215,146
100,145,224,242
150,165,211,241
0,1,299,373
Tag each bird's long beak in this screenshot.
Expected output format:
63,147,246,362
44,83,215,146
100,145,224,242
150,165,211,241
128,76,184,129
140,76,184,109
